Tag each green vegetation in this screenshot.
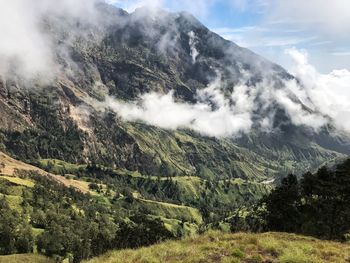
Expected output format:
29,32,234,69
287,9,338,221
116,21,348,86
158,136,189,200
0,3,349,262
0,170,175,262
0,175,35,187
2,89,85,163
35,159,270,224
85,231,350,263
0,156,349,263
38,159,86,175
0,254,53,263
259,159,350,240
1,85,344,183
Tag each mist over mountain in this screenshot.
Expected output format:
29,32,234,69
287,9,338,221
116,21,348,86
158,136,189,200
0,1,350,262
0,0,349,180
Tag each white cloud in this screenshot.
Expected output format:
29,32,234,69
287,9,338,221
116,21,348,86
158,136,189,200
0,0,100,81
0,0,54,79
109,0,163,13
213,26,316,48
285,48,350,132
268,0,350,39
2,0,348,137
274,88,327,130
104,77,255,137
188,31,199,63
98,47,350,137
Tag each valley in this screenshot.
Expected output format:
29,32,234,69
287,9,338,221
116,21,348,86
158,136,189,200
0,1,349,262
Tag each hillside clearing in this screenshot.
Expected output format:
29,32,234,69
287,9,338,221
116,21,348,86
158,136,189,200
0,152,90,193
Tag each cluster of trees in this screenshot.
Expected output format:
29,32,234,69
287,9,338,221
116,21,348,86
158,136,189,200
263,159,350,240
0,198,33,255
231,159,350,241
0,172,174,262
1,157,349,262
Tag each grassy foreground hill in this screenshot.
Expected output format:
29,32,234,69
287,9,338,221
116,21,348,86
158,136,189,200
86,231,350,263
2,231,349,263
88,232,350,263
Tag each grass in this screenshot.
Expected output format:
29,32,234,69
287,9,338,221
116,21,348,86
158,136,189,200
39,159,86,174
0,151,92,193
0,175,35,187
136,198,203,224
85,231,350,263
0,194,23,212
32,228,45,237
0,152,45,176
0,254,53,263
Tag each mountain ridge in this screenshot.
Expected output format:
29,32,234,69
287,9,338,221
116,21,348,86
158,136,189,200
0,2,348,182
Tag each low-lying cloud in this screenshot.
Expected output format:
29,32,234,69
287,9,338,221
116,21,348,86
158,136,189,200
103,48,350,137
105,77,255,137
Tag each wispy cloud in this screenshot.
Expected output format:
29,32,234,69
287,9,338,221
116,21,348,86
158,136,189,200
259,36,316,47
331,51,350,56
213,26,316,48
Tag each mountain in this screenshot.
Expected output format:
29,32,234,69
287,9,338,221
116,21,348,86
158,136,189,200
0,3,349,184
0,3,350,262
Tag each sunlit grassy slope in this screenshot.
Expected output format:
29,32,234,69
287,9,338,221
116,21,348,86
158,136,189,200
85,231,350,263
2,232,349,263
2,231,349,263
0,254,53,263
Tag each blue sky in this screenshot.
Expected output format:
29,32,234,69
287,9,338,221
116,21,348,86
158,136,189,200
109,0,350,73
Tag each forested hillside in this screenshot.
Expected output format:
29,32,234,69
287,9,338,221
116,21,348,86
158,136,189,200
0,2,349,263
0,153,349,262
0,2,348,183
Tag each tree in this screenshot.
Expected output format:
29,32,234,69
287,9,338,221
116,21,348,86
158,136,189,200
263,174,301,232
0,197,33,254
0,162,5,174
115,214,174,249
261,159,350,240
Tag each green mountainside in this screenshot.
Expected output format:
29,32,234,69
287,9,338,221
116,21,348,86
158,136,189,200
0,152,270,261
0,154,349,262
0,2,349,262
0,3,348,182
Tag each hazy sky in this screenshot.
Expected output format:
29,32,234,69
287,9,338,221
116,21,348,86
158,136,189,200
109,0,350,73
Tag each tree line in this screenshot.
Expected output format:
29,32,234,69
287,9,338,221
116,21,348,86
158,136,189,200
230,159,350,241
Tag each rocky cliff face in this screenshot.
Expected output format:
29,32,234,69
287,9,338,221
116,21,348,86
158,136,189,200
0,3,348,181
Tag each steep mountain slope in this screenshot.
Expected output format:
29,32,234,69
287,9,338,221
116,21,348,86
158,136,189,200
0,2,348,183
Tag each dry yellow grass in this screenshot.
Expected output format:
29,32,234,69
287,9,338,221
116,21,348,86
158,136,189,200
0,254,53,263
0,152,43,175
85,231,350,263
0,151,89,193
